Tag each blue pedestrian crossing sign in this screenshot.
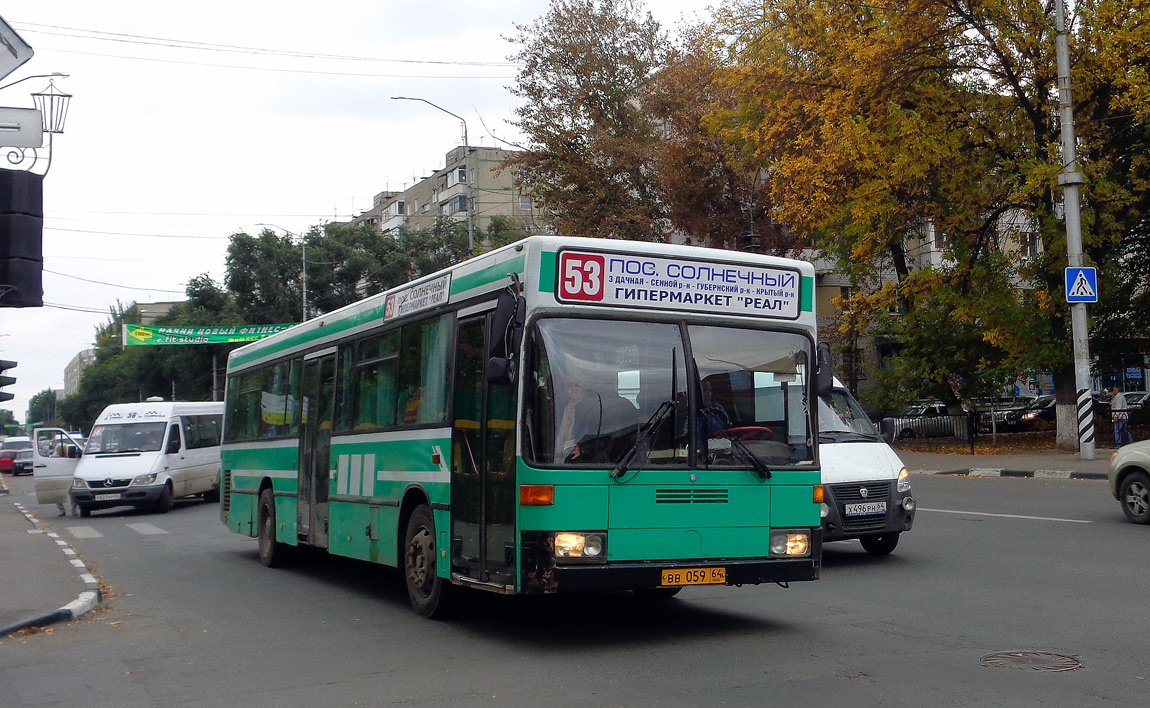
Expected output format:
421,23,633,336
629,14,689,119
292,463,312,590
1065,267,1098,303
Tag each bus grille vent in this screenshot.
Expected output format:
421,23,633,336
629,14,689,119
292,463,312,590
655,488,728,504
222,470,232,512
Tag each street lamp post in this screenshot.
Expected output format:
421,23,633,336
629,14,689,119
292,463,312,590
0,73,71,175
257,223,307,321
391,96,475,258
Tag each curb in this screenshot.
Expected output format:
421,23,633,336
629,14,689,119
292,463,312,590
1,502,103,637
916,468,1108,480
0,473,9,496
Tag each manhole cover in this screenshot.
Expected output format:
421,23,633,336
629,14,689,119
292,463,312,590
981,651,1083,672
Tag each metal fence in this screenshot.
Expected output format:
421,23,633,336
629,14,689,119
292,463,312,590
876,413,978,454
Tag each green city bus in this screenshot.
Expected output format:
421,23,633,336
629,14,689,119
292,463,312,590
220,236,827,617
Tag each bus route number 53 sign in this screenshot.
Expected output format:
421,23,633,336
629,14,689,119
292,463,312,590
558,252,605,302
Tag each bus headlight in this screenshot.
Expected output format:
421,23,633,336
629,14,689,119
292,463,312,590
553,532,606,562
897,467,911,493
131,473,158,486
770,530,811,557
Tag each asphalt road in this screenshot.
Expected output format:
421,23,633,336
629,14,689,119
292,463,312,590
1,472,1145,708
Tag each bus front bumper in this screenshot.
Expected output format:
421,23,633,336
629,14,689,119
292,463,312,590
520,531,822,594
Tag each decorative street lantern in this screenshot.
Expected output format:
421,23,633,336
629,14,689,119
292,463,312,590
31,79,71,134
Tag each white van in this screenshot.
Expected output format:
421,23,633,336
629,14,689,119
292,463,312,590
818,380,916,555
34,401,224,517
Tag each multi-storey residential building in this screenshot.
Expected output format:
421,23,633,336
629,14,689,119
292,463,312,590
350,146,541,240
64,349,96,398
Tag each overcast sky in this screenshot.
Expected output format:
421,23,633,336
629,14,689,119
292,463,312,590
0,0,712,423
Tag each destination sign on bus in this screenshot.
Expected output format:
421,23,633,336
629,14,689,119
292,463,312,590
384,273,451,322
556,250,800,319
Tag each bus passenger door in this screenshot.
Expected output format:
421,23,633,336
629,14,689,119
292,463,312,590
452,315,517,588
299,352,335,549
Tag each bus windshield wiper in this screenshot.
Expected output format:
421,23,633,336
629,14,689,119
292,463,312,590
610,399,677,480
712,431,772,481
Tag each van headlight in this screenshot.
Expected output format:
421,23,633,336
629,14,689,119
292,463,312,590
131,473,158,486
769,530,811,557
72,478,86,489
553,532,606,563
897,467,911,493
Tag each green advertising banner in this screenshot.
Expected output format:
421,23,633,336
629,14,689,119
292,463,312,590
122,323,296,347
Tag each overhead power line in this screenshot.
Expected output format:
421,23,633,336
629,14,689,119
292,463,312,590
15,22,518,67
43,269,187,294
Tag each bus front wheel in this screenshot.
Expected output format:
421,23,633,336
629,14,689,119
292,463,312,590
404,504,453,618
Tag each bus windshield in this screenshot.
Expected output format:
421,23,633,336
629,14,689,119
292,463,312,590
86,422,167,453
524,318,814,469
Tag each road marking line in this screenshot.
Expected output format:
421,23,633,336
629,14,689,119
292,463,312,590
917,508,1092,524
125,522,168,535
66,526,104,539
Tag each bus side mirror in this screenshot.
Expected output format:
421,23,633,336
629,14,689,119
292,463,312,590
487,284,524,386
816,342,833,396
486,357,517,386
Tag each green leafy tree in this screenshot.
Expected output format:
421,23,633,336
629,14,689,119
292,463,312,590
27,388,61,426
226,229,304,324
506,0,672,240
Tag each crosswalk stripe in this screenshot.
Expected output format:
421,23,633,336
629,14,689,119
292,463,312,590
125,522,168,535
66,526,104,539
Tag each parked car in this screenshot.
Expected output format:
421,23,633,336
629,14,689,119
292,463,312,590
889,400,966,440
1109,439,1150,524
974,396,1034,433
0,449,17,474
12,448,33,475
1,435,32,451
1124,392,1149,409
1020,395,1057,426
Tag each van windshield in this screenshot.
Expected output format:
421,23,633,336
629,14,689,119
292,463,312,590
86,423,168,453
819,390,880,439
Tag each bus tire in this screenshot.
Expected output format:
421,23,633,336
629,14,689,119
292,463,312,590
860,533,900,555
154,484,174,513
404,504,452,618
258,488,292,568
633,587,682,601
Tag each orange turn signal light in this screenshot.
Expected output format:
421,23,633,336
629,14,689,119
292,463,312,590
813,485,825,504
520,484,555,506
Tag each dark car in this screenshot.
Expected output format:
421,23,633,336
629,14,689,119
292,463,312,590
975,396,1034,433
12,448,33,475
1020,395,1057,427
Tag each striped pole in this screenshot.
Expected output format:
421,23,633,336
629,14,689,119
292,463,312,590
1076,388,1095,449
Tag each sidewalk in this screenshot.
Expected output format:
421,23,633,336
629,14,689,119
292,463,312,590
897,448,1112,480
0,474,102,637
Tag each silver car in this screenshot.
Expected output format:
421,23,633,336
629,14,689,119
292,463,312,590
1110,440,1150,524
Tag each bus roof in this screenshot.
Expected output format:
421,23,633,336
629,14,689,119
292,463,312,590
227,235,817,374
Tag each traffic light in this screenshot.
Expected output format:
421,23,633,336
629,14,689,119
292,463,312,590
0,359,15,403
0,170,43,308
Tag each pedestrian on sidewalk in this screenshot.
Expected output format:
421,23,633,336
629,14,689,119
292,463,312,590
1111,386,1134,446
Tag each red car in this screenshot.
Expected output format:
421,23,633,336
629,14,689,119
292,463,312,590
0,449,18,473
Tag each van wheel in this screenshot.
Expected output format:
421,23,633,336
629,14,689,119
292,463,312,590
860,533,900,555
258,488,292,567
154,484,174,513
403,504,453,618
203,488,220,503
78,505,91,518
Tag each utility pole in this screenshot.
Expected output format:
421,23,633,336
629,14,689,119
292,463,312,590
1055,0,1094,460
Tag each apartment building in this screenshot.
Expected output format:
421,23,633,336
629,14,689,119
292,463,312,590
351,146,541,240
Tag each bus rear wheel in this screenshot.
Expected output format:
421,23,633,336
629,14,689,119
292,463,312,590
257,488,292,567
404,504,453,618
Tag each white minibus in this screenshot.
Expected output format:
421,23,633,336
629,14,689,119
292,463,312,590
35,401,223,517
